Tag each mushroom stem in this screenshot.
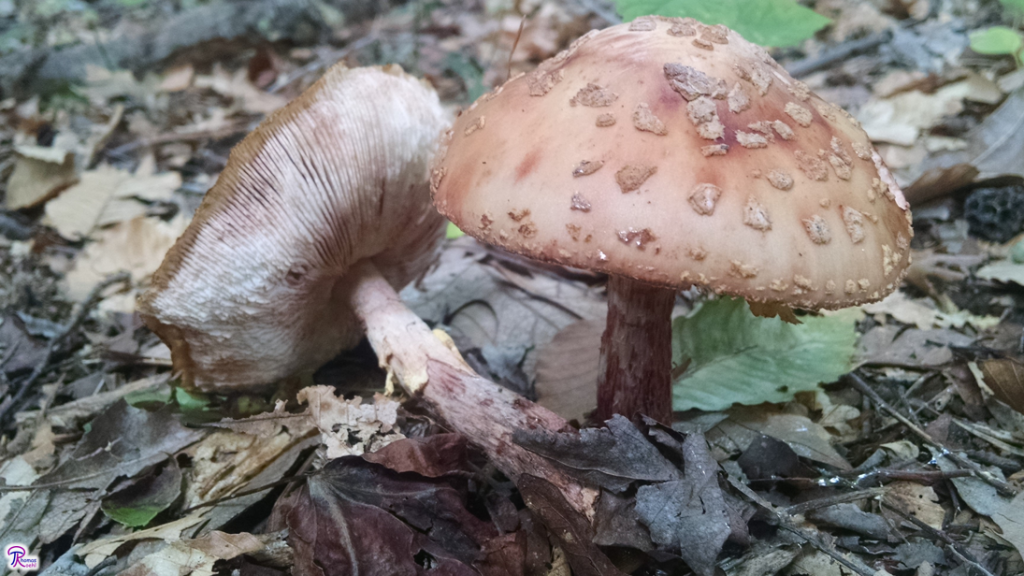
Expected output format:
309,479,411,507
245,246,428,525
342,259,596,516
595,275,676,423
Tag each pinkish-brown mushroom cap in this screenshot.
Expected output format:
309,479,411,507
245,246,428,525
139,64,448,391
431,18,913,310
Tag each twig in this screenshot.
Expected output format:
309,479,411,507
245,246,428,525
82,555,117,576
0,272,131,428
727,476,877,576
880,501,997,576
179,475,306,514
784,31,891,78
851,468,973,485
846,372,1019,496
269,36,378,94
106,123,253,157
784,489,883,516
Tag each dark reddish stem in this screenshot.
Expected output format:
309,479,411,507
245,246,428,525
595,275,676,423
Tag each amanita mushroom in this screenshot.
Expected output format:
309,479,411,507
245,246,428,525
140,64,447,390
431,17,913,423
140,64,594,515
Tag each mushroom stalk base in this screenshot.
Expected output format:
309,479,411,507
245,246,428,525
595,275,675,423
343,259,595,515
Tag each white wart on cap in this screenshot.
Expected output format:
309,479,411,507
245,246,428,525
140,64,448,391
432,18,913,310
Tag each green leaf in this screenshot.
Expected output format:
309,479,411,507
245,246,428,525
999,0,1024,17
672,298,858,411
446,221,465,239
612,0,831,47
970,27,1023,58
102,461,182,528
444,52,487,102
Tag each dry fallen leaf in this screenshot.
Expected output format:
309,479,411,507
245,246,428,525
861,291,998,331
45,165,183,240
64,215,190,310
535,318,603,422
5,148,78,210
884,482,945,530
117,531,275,576
160,64,195,92
195,64,288,115
296,386,402,458
978,358,1024,415
936,454,1024,559
43,165,127,239
857,82,973,146
77,513,207,568
182,429,304,511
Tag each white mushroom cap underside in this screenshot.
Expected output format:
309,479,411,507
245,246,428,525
140,65,447,390
432,18,913,309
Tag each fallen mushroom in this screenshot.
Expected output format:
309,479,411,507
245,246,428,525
431,18,914,423
139,64,595,515
141,64,448,391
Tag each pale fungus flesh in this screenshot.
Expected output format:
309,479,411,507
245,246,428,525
431,18,913,423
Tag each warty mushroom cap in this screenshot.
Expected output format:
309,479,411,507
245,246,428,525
139,64,448,391
431,18,913,310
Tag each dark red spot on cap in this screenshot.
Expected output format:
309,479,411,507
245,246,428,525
515,149,541,182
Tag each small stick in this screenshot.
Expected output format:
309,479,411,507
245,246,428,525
106,123,253,156
0,272,131,428
727,476,877,576
846,372,1019,496
785,32,890,78
851,468,973,485
880,501,997,576
783,489,883,516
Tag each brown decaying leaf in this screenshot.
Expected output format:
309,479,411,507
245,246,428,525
883,482,945,530
513,414,679,492
64,215,191,312
274,456,521,576
77,512,208,568
518,474,624,576
117,531,274,576
4,149,78,210
295,386,402,458
908,86,1024,198
979,358,1024,415
404,243,605,379
34,400,204,491
362,434,469,478
535,319,602,423
43,165,182,240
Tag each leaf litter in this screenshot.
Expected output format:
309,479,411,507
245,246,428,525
1,0,1024,575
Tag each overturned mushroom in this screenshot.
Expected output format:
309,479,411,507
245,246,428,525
140,64,593,513
431,18,913,423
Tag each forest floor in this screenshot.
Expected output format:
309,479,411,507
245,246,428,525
1,0,1024,575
